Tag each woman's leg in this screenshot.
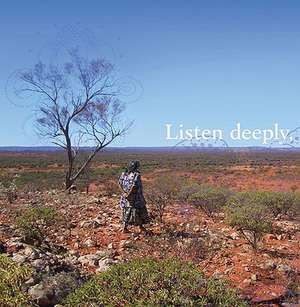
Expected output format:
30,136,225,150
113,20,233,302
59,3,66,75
123,223,130,233
122,206,132,233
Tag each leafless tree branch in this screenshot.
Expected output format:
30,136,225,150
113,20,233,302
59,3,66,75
17,50,131,189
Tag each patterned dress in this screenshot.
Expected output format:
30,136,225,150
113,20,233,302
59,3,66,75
118,171,150,226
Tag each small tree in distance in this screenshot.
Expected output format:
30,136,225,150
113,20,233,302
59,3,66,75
263,191,299,218
17,50,131,190
189,185,230,217
146,174,180,223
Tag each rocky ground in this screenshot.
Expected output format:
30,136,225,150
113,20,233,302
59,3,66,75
0,190,299,306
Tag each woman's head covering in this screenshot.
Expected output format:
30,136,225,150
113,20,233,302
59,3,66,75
128,160,140,173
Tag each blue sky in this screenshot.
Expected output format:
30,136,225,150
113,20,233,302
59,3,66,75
1,1,300,147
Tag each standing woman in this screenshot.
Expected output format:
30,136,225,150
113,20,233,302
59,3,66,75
118,160,149,233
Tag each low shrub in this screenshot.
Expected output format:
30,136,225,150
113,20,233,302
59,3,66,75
0,254,31,306
189,185,230,217
64,258,247,307
178,181,201,202
225,191,272,251
0,180,18,204
146,175,181,222
263,191,299,218
104,180,120,197
16,206,60,245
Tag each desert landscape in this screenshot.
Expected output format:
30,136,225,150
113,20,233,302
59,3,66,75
0,148,299,306
2,2,300,306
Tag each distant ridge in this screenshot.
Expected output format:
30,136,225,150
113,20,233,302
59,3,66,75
0,146,299,153
0,146,63,152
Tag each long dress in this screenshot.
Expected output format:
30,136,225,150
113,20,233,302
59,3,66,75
118,171,150,226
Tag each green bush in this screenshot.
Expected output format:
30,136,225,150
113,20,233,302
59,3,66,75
293,197,300,216
64,258,247,307
16,206,60,244
0,180,18,204
189,185,230,217
178,182,201,202
225,192,272,250
263,191,299,218
0,254,31,306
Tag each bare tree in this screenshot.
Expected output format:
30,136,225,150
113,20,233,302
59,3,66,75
17,50,131,189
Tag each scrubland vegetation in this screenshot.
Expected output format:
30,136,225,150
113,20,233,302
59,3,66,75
0,149,299,306
0,254,31,306
64,258,247,307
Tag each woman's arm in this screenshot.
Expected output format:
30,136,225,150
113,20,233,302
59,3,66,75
125,173,139,199
118,173,127,193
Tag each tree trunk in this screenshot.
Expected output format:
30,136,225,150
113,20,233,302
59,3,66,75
65,129,75,191
65,173,74,190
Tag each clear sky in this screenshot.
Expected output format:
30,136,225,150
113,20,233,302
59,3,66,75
1,1,300,147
